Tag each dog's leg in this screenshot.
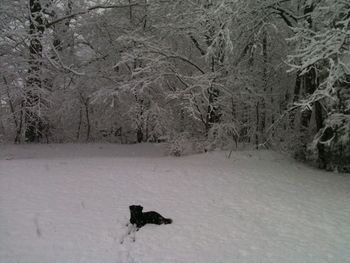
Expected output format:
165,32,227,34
120,223,137,244
130,225,136,242
120,223,132,244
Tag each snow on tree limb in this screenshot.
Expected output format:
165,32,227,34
46,3,148,28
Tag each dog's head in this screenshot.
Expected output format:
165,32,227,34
129,205,143,214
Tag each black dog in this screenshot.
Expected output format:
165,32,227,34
129,205,173,229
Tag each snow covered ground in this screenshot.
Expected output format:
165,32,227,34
0,143,349,263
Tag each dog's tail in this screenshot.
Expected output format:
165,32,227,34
163,218,173,224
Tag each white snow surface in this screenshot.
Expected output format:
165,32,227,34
0,143,349,263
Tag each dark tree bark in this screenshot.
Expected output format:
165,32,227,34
84,101,91,142
260,30,268,142
25,0,45,142
292,1,324,160
76,106,82,140
255,101,260,149
201,5,224,135
52,0,73,51
300,1,324,132
137,128,143,143
206,86,221,133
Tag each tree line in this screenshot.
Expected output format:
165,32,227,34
0,0,349,171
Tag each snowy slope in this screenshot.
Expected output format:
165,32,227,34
0,144,349,263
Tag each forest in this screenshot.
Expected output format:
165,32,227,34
1,0,349,172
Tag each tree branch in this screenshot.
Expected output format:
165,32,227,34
188,34,206,56
46,3,148,28
148,50,205,74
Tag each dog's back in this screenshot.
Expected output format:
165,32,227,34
142,211,173,225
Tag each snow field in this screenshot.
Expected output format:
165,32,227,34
0,144,349,263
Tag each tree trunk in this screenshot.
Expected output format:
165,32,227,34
255,101,260,149
25,0,45,142
137,128,143,143
260,30,267,143
76,106,82,140
206,86,221,134
292,1,325,159
84,100,91,142
300,1,324,132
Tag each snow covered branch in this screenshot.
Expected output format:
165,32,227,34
46,3,148,28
